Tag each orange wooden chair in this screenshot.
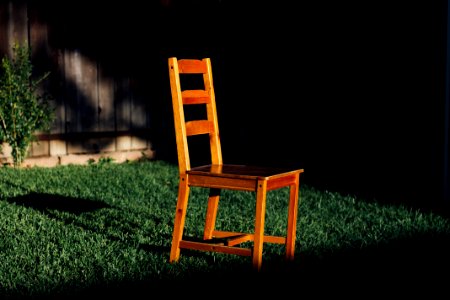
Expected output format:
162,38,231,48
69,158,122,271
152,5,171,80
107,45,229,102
168,57,304,271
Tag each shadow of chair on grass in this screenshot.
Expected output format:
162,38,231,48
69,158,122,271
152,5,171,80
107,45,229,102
6,192,171,255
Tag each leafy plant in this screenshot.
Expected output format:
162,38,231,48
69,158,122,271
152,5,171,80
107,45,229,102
0,42,54,167
87,156,115,167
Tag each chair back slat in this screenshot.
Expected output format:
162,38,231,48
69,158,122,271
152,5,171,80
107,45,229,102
182,90,210,104
178,59,208,74
185,120,214,136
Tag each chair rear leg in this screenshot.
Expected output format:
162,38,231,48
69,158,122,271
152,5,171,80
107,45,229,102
170,174,190,263
203,188,221,240
285,173,300,261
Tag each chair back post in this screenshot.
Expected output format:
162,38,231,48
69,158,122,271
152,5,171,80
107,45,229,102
168,57,191,174
203,58,222,165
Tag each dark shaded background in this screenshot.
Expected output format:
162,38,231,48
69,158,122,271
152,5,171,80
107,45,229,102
3,0,449,213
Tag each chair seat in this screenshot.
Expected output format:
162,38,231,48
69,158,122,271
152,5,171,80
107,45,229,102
188,164,302,192
189,164,302,179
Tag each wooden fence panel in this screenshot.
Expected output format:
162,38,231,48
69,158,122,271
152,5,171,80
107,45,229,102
96,65,116,152
48,47,68,156
29,6,52,158
115,77,132,151
130,81,149,150
64,49,100,154
0,1,154,164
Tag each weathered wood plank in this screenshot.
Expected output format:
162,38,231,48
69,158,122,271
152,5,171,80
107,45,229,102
0,2,9,56
49,46,68,156
30,141,49,157
114,77,132,151
130,85,148,130
131,136,148,150
130,81,149,150
98,66,115,131
97,64,115,151
64,49,99,134
28,5,66,157
49,140,67,156
2,1,28,56
115,77,132,131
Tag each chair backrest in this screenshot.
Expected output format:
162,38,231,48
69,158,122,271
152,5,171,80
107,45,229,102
168,57,222,175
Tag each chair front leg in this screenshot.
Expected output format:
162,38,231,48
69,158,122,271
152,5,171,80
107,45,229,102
170,174,190,263
285,173,300,261
253,179,267,271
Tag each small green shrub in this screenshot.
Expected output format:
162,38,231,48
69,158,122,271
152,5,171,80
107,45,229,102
98,156,114,164
0,42,54,167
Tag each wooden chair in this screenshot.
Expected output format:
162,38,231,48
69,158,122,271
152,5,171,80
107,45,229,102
168,57,304,271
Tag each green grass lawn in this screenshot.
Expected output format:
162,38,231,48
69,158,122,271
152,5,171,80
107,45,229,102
0,159,449,297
